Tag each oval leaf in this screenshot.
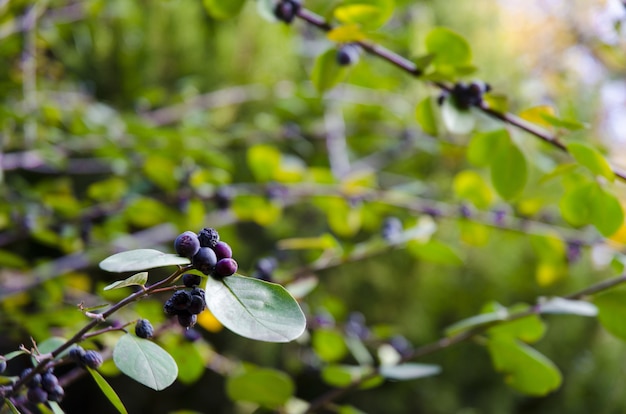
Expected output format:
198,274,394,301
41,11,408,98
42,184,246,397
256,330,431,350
333,0,394,29
203,0,246,19
425,27,472,68
590,186,624,237
415,97,438,136
539,297,598,316
379,363,441,381
226,368,294,409
567,142,614,181
311,49,349,93
491,141,527,200
99,249,190,273
113,334,178,391
205,274,306,342
104,272,148,291
86,367,129,414
594,290,626,341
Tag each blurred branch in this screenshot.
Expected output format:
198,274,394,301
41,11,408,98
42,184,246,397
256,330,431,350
305,272,626,413
294,6,626,183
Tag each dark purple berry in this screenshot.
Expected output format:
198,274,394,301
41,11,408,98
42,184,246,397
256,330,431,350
191,287,205,298
198,227,220,248
390,335,413,357
382,217,403,242
177,311,197,328
164,300,178,316
214,187,233,210
174,231,201,258
193,247,218,275
213,258,238,279
184,328,202,342
188,295,205,315
274,0,301,23
169,290,192,310
336,43,361,66
81,350,103,369
41,372,59,393
27,387,48,404
21,368,41,388
182,273,202,288
212,241,233,260
345,312,369,340
68,346,85,363
135,319,154,339
567,240,583,264
0,359,6,374
47,384,65,402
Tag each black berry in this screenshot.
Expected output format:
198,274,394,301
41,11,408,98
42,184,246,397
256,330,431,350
274,0,301,24
177,311,197,328
135,318,154,339
336,43,361,66
0,359,6,374
212,241,233,260
188,295,205,315
169,290,192,310
198,227,220,248
21,368,41,388
68,346,86,363
213,258,238,279
41,372,59,393
182,273,202,288
174,231,201,258
81,350,103,369
193,247,218,275
47,384,65,402
214,187,233,210
27,387,48,404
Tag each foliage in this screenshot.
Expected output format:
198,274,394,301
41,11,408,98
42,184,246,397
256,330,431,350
1,0,626,413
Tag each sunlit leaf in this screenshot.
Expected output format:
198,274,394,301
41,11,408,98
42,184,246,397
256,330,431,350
86,367,129,414
226,368,294,409
334,0,394,29
453,170,493,209
594,289,626,341
103,272,148,290
313,329,349,362
490,141,527,200
567,142,614,181
247,145,281,183
467,129,508,167
327,24,367,42
589,187,624,237
425,27,472,68
166,341,205,385
408,240,463,266
203,0,246,19
487,305,545,344
518,105,556,128
205,275,306,342
379,363,441,381
99,249,190,273
113,334,178,391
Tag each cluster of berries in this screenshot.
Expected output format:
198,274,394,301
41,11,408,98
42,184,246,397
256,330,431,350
164,274,206,328
274,0,301,24
69,346,103,370
174,227,238,279
20,367,64,404
438,81,491,109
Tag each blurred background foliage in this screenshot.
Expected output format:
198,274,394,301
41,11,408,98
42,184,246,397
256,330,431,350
1,0,626,413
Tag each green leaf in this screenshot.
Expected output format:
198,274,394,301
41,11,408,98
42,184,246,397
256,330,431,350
445,310,507,337
453,170,493,209
35,337,67,360
247,145,280,183
3,398,20,414
408,240,463,266
487,306,546,344
86,367,129,414
312,329,349,362
166,341,205,385
538,297,598,316
205,274,306,342
103,272,148,290
590,186,624,237
113,334,178,391
334,0,394,29
321,365,355,387
441,98,475,134
487,337,562,396
594,290,626,341
559,181,594,227
226,368,294,409
311,49,349,93
540,113,587,131
415,97,438,136
99,249,190,273
530,234,565,264
48,402,64,414
327,24,367,42
425,27,472,68
467,129,508,167
567,142,615,181
490,141,527,200
203,0,246,19
379,363,441,381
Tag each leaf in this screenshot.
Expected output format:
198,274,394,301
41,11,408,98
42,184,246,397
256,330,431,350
530,234,565,264
487,306,546,344
518,105,557,128
312,329,348,362
467,129,508,167
538,297,598,316
441,98,475,134
247,145,281,183
284,275,319,299
86,367,129,414
425,27,472,68
103,272,148,291
203,0,246,19
48,402,64,414
408,240,463,266
321,365,378,388
226,368,294,409
99,249,190,273
567,142,614,181
113,334,178,391
379,363,441,381
327,24,367,42
205,274,306,342
415,97,438,136
490,141,527,200
166,341,205,385
445,310,507,337
3,398,20,414
35,337,67,359
559,181,594,227
594,290,626,341
589,186,624,237
540,113,587,130
311,49,349,93
487,337,562,396
333,0,394,29
453,170,493,209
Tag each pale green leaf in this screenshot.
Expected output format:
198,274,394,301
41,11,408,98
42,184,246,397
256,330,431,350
226,368,294,409
99,249,189,273
490,141,527,200
425,27,472,68
311,49,349,93
441,98,475,134
379,363,441,381
87,367,129,414
567,142,614,181
539,297,598,316
203,0,246,19
103,272,148,290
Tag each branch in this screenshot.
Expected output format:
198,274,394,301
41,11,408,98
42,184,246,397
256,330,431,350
294,7,626,184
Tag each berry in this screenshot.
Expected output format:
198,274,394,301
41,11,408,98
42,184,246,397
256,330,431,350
184,328,202,342
193,247,218,275
174,231,201,258
190,287,205,298
188,295,205,315
135,318,154,339
336,43,361,66
381,217,403,242
345,312,369,340
27,387,48,404
68,346,86,363
182,273,202,288
47,384,65,402
253,257,277,281
168,290,192,310
213,258,238,279
41,372,59,393
81,350,103,369
177,311,197,328
274,0,301,24
21,368,41,388
212,241,233,260
164,300,178,316
0,359,6,374
198,227,220,248
390,335,413,357
214,187,233,210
